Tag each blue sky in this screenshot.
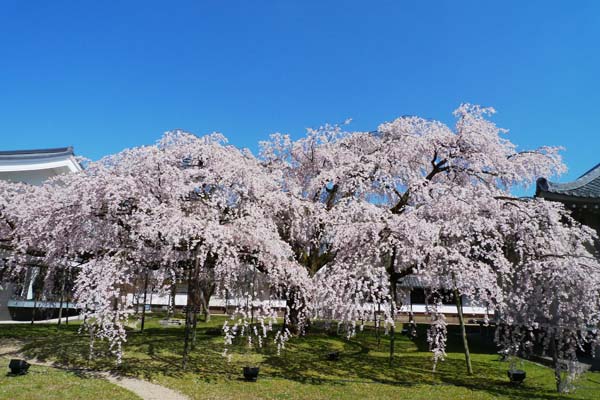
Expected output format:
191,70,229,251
1,1,599,191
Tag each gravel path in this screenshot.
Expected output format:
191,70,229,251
102,374,188,400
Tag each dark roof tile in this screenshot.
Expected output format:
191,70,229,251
537,163,600,199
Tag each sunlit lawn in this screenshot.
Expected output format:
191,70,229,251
1,314,599,399
0,355,139,400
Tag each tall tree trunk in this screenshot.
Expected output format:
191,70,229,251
388,247,398,366
203,304,211,322
281,303,288,334
65,266,70,325
198,287,210,322
191,310,199,350
389,277,396,366
285,289,306,334
31,294,37,325
65,283,70,326
454,289,473,375
57,268,67,329
551,335,566,393
168,280,177,318
182,265,194,369
375,302,381,348
250,293,254,326
182,257,200,369
200,284,213,322
140,270,149,332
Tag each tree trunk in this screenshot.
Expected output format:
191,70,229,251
199,287,211,322
225,289,230,315
140,270,149,333
388,247,398,366
375,302,381,348
191,310,199,350
57,268,67,329
182,266,194,369
281,304,288,334
65,265,70,325
454,289,473,375
182,257,200,369
285,290,307,334
168,280,177,318
551,335,566,393
250,294,254,326
389,278,396,366
30,294,37,325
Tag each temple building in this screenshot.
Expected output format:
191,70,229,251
536,164,600,232
0,147,82,321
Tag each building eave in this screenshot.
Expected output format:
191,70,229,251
0,147,82,174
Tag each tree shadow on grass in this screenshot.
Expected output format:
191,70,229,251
260,325,578,400
2,320,595,399
10,322,249,381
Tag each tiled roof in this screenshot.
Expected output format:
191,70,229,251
0,147,74,161
536,163,600,199
397,275,428,288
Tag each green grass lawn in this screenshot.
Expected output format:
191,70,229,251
1,315,599,399
0,356,140,400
